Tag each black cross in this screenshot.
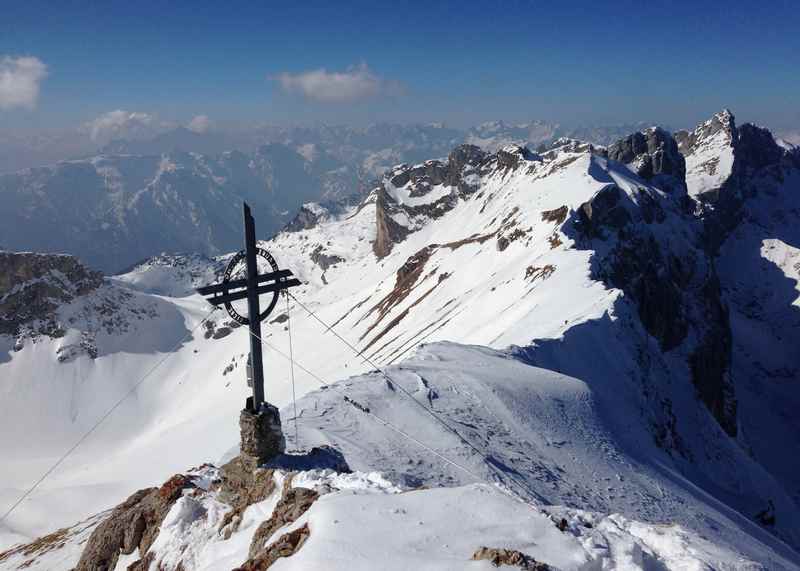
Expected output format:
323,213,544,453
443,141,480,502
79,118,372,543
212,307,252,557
197,203,301,412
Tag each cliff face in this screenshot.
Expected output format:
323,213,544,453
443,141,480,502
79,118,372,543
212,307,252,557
0,251,103,338
372,145,488,258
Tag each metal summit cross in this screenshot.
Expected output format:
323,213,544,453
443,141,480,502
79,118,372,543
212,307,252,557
197,202,300,465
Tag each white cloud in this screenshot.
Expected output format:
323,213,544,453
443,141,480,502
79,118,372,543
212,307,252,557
81,110,171,142
272,62,401,103
0,55,48,110
187,114,212,133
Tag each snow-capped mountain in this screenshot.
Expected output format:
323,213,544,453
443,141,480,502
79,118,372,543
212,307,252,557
1,110,799,570
0,146,344,273
0,120,671,275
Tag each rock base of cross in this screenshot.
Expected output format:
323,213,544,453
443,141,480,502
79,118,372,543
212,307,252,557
239,400,285,467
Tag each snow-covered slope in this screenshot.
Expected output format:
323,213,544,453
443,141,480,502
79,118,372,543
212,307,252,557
1,110,799,569
2,462,768,570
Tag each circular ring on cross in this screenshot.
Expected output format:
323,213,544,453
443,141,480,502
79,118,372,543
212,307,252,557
222,248,280,325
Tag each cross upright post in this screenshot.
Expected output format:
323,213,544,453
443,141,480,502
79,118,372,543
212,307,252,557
196,202,301,465
243,203,266,411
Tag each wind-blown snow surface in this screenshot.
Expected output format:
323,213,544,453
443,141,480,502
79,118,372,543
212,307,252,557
1,464,763,570
1,121,799,567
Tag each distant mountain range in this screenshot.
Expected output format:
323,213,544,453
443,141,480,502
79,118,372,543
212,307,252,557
0,121,667,273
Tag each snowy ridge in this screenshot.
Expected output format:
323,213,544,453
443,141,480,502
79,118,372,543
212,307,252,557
1,110,799,569
677,110,737,198
0,462,773,570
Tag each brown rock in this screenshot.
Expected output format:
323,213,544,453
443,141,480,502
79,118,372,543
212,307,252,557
235,524,311,571
247,482,318,559
472,546,550,570
74,473,195,571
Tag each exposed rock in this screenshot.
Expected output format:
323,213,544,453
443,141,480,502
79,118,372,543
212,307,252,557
373,188,410,258
310,245,344,271
389,166,411,188
571,180,738,436
74,474,196,571
401,160,448,197
688,276,737,436
525,265,556,282
471,546,550,570
496,145,537,171
675,109,735,156
247,479,319,560
735,123,784,173
446,144,486,196
446,144,486,184
541,205,568,224
218,458,278,535
235,524,310,571
606,127,686,193
56,334,98,362
496,227,529,252
577,185,631,239
284,204,324,233
0,251,103,337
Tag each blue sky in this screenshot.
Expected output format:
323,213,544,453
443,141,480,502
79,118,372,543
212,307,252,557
2,0,799,132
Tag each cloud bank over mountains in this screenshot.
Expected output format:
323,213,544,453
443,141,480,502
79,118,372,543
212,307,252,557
0,55,47,110
80,110,170,143
271,62,402,103
186,114,212,133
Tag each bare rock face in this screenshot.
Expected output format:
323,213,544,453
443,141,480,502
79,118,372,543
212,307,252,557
218,459,278,536
240,404,286,466
577,185,632,239
310,245,344,271
573,182,737,436
236,524,310,571
284,204,324,233
675,109,736,157
606,127,686,193
74,474,196,571
373,189,410,258
446,144,486,196
471,546,550,570
496,144,537,171
0,251,103,338
247,478,319,560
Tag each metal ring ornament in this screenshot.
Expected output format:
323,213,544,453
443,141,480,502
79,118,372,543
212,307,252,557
222,248,280,325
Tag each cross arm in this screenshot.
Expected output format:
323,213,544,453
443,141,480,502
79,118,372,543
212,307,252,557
196,269,294,296
203,278,302,306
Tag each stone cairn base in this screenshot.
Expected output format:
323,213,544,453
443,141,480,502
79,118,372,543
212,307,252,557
239,400,285,469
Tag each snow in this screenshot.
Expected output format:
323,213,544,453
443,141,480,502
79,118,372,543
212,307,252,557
6,466,763,570
141,475,771,570
1,119,799,569
683,118,736,198
383,174,453,208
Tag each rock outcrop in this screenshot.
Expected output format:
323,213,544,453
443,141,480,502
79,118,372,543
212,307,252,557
0,251,103,338
606,127,686,193
74,474,197,571
471,546,550,570
245,479,318,562
572,168,737,436
373,189,410,258
284,204,325,233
